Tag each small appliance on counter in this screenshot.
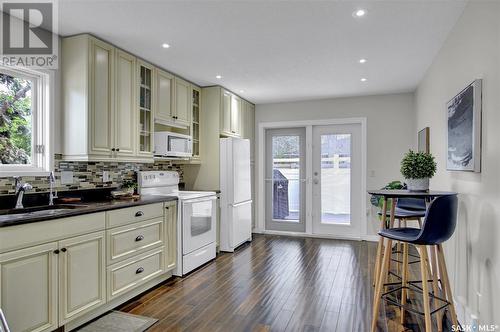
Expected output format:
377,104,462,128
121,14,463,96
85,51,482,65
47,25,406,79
219,137,253,252
154,131,193,158
137,171,216,276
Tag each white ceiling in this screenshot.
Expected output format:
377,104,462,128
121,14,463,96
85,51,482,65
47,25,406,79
58,0,466,104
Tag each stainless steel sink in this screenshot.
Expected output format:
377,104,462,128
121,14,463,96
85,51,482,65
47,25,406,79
0,204,89,219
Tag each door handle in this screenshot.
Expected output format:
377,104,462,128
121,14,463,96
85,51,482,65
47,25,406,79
313,178,319,184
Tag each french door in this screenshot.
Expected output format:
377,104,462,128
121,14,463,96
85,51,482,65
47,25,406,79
312,124,362,237
265,128,306,232
264,123,362,238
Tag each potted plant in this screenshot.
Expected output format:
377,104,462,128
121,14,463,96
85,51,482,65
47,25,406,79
121,179,137,195
400,150,437,191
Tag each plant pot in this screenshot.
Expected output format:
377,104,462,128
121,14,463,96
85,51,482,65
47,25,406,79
405,178,429,192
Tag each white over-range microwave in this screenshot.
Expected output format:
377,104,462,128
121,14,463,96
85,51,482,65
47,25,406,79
154,131,193,157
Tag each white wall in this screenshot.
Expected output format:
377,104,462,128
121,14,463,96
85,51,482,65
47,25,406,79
256,92,415,237
414,1,500,325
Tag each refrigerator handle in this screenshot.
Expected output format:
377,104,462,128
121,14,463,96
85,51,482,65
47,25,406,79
230,200,253,208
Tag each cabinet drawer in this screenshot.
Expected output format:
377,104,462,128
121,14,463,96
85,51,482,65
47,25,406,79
106,203,163,228
0,212,105,254
107,218,164,264
107,247,164,300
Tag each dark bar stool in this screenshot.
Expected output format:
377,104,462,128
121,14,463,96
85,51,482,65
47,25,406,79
371,195,459,332
375,198,427,286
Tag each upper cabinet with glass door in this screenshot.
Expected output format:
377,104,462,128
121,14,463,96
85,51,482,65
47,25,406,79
191,86,201,162
137,61,155,158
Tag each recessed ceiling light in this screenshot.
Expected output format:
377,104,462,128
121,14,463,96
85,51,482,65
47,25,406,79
360,78,367,82
216,75,222,79
162,43,170,49
359,58,367,64
353,9,367,17
239,90,245,93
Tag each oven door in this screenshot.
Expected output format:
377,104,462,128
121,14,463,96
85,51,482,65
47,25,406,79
182,196,216,255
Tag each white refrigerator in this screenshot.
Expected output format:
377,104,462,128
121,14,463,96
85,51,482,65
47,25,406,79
220,137,253,252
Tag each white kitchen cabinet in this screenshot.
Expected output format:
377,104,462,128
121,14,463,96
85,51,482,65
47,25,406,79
220,90,242,137
0,202,177,331
62,34,152,163
221,90,232,136
164,201,177,270
241,100,255,161
230,95,242,136
174,77,191,127
0,242,58,332
58,231,106,325
115,50,137,157
155,69,174,123
89,38,114,156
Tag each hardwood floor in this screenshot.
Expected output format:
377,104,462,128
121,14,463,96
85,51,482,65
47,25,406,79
119,234,453,331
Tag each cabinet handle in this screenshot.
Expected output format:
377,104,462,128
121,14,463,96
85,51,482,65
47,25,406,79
165,206,169,210
61,248,67,252
135,235,144,242
136,267,144,274
135,211,144,217
116,148,120,152
53,249,60,254
111,148,116,152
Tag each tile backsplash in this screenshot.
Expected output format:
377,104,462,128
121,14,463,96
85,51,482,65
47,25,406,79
0,155,184,195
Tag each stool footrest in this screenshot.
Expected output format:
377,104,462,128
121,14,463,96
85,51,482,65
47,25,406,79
381,283,450,317
390,257,420,265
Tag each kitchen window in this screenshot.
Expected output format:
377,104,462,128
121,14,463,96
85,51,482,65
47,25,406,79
0,66,52,175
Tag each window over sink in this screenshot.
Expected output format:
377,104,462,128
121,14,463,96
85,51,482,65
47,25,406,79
0,66,53,175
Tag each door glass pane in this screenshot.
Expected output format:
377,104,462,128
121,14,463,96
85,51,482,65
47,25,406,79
139,66,152,153
320,134,351,224
272,135,300,222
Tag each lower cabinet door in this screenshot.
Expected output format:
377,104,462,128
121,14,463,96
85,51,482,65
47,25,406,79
59,231,106,324
0,242,58,332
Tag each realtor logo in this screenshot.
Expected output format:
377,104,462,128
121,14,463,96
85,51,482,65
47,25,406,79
0,0,58,68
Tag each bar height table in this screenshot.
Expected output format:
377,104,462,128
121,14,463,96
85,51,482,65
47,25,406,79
367,190,457,290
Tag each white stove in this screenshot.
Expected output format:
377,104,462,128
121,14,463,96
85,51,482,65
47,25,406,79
138,171,217,276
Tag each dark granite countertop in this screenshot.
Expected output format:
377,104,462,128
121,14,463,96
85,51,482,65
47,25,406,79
0,195,178,228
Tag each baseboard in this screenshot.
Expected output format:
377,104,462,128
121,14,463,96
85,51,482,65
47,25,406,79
361,235,379,242
253,228,378,242
255,229,364,241
455,296,478,330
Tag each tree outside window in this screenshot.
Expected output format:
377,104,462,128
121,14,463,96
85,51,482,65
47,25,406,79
0,73,33,165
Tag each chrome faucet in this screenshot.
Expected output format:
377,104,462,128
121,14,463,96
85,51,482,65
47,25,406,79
48,171,58,206
14,177,32,209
